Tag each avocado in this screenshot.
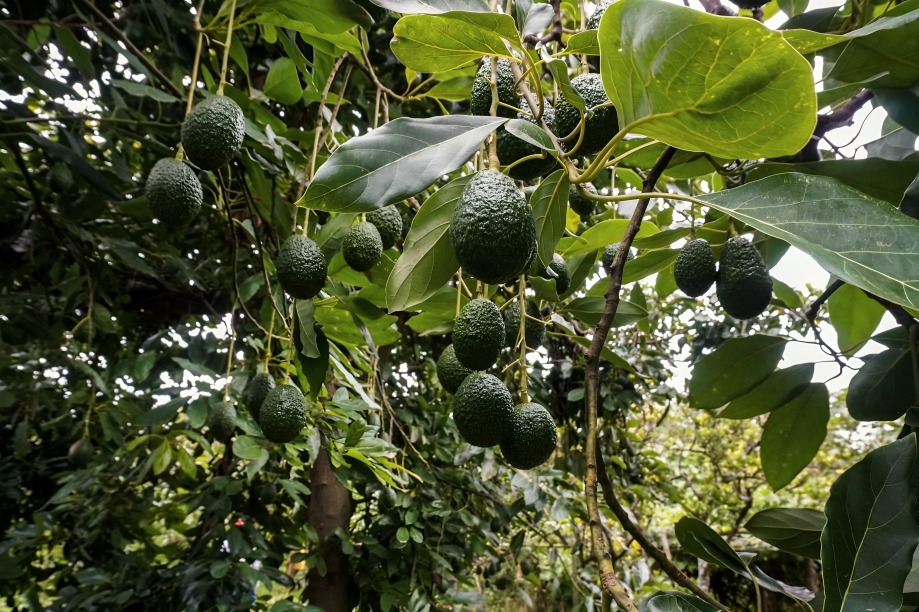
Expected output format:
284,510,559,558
47,163,74,193
601,242,635,272
208,401,237,442
540,253,571,294
145,157,203,226
68,438,94,466
452,372,513,447
259,383,306,443
450,171,538,285
470,58,518,118
504,300,545,350
366,205,403,249
436,344,474,394
716,236,773,319
452,298,505,371
586,1,613,71
569,183,597,218
342,221,383,271
499,402,557,469
674,238,718,297
496,97,558,181
276,234,328,299
181,95,245,171
244,372,276,422
554,73,618,155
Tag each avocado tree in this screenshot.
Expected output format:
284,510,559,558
2,0,919,610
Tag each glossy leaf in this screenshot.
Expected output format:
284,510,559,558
263,58,302,105
505,119,554,151
597,0,816,158
688,335,787,410
531,170,569,268
827,283,886,355
256,0,371,34
560,220,660,257
821,434,919,612
846,348,914,422
639,591,719,612
391,12,518,72
299,116,504,213
745,508,826,559
369,0,489,13
718,363,814,420
761,383,830,491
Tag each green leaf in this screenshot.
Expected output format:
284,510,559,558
875,88,919,134
559,219,659,257
562,30,598,56
152,440,172,475
299,116,505,213
718,363,814,420
846,348,915,422
597,0,816,158
423,76,476,101
761,383,830,491
505,119,554,151
639,591,720,612
559,297,648,327
531,170,569,268
138,398,184,427
371,0,489,13
700,173,919,311
391,12,518,72
109,79,180,103
745,508,826,560
263,58,303,105
821,434,919,612
296,299,320,358
233,435,267,460
827,283,887,355
623,249,678,285
688,335,787,409
543,54,586,113
385,175,469,312
299,327,330,397
827,11,919,88
255,0,371,34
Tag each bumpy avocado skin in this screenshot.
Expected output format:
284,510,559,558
452,298,505,371
496,98,558,181
500,402,557,469
452,372,513,447
569,183,597,217
181,96,245,171
244,372,276,423
554,73,618,155
259,384,306,443
504,301,545,350
716,237,773,319
208,401,238,442
366,205,403,249
545,253,571,294
601,242,635,271
145,158,203,226
343,221,383,272
470,58,518,118
450,171,537,285
586,1,613,71
674,238,718,297
436,344,474,394
276,235,328,299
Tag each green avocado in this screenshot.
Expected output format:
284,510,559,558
259,383,307,443
601,242,635,272
554,73,618,155
145,157,203,226
540,253,571,294
68,438,95,467
470,58,518,118
504,300,545,350
47,163,74,193
499,402,557,469
436,344,474,394
450,171,537,285
366,205,403,249
586,1,613,71
496,97,558,181
181,95,245,171
452,298,505,371
569,182,597,217
674,238,718,297
244,372,276,422
342,221,383,272
452,372,513,447
208,401,238,442
276,234,328,299
716,236,773,319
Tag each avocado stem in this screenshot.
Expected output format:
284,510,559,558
216,0,236,96
517,275,529,404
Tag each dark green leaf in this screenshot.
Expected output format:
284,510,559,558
391,12,518,72
688,335,787,410
559,297,648,327
505,119,554,151
875,88,919,134
299,328,330,398
109,79,180,103
296,299,320,358
761,383,830,491
719,363,814,420
846,348,914,422
639,591,720,612
531,170,569,268
138,397,184,427
745,508,826,559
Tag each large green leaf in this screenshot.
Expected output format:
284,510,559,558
821,434,919,612
558,297,648,327
263,58,302,105
639,592,719,612
531,170,569,268
745,508,826,560
597,0,816,158
298,116,504,213
688,335,787,410
701,173,919,311
391,12,518,72
559,219,660,257
846,348,915,422
718,363,814,420
827,283,886,355
385,175,469,312
370,0,490,13
761,383,830,491
254,0,371,34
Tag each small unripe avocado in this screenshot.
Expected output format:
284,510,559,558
450,171,538,285
452,372,513,447
470,58,517,118
68,438,95,466
541,253,571,294
436,344,474,394
342,222,383,271
496,97,558,181
504,300,545,350
208,401,238,442
500,402,557,469
452,298,505,371
586,1,613,71
674,238,717,297
569,183,597,217
716,237,773,319
366,205,403,249
244,372,276,422
180,95,245,171
145,158,203,226
259,383,306,443
275,234,328,299
554,73,618,155
601,242,634,272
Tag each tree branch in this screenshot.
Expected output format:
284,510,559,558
698,0,735,16
794,90,875,162
805,279,845,323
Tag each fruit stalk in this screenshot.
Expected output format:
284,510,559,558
178,0,206,160
222,308,236,402
216,0,236,96
517,275,529,404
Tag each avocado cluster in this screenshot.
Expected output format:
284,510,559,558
243,372,276,422
554,73,618,156
275,234,328,299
